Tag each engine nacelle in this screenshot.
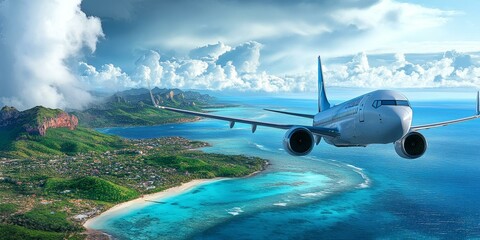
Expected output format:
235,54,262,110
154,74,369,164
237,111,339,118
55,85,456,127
394,132,428,159
283,127,315,156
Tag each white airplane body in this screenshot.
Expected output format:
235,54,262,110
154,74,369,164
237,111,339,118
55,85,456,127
313,90,411,146
153,57,480,159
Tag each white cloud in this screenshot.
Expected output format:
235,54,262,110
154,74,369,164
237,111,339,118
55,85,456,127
78,62,136,91
134,50,164,87
107,41,480,93
131,41,301,92
346,52,370,75
334,0,456,31
189,42,232,61
0,0,103,110
325,51,480,88
177,60,209,79
329,0,459,55
217,41,262,73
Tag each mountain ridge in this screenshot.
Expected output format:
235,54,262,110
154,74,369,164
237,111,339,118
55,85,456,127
0,106,78,137
71,88,216,128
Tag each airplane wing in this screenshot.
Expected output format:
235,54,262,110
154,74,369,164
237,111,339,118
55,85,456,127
411,91,480,131
263,108,315,119
410,115,480,131
155,105,340,137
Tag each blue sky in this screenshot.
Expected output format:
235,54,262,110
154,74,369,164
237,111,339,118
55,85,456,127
0,0,479,110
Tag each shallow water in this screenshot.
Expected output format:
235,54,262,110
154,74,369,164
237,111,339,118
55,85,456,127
94,97,480,239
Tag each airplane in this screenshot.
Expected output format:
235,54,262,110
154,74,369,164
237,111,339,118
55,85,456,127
150,56,480,159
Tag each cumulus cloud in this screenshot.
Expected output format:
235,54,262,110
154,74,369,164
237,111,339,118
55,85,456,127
110,41,480,93
189,42,232,61
217,41,262,73
134,50,164,87
78,62,136,91
131,41,289,92
325,50,480,88
0,0,103,110
122,41,261,91
37,34,480,97
346,52,370,75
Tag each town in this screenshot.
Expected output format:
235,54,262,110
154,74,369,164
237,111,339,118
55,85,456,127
0,136,267,239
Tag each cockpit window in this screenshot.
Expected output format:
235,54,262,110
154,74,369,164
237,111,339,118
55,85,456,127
381,100,396,106
396,100,410,106
372,100,410,108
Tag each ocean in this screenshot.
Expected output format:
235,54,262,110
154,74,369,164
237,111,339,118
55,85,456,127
92,95,480,239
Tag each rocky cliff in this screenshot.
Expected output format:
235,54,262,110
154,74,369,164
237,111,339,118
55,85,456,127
27,112,79,136
0,106,78,136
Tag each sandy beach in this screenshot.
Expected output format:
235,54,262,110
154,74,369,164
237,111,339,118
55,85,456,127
83,178,227,231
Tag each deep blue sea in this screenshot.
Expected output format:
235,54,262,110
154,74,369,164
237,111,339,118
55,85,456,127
92,95,480,239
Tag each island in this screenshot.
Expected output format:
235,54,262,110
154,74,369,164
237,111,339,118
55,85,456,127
70,87,227,128
0,91,268,240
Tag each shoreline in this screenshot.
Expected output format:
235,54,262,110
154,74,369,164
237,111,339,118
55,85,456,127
83,178,227,231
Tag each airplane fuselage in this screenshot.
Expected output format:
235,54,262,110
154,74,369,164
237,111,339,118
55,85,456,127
314,90,412,146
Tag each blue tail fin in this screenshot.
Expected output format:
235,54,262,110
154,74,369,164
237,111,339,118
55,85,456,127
476,91,479,115
318,56,330,112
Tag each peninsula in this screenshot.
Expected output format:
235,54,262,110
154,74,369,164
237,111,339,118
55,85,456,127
0,103,268,239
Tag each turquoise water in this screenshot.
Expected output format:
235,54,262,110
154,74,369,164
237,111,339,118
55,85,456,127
94,97,480,239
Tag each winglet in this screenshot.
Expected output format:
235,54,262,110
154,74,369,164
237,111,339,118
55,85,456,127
477,91,479,115
318,56,331,112
148,82,158,108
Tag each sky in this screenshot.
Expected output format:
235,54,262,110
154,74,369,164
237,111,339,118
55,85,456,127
0,0,480,110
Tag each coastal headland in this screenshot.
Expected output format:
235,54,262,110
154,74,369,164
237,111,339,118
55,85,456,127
0,89,268,239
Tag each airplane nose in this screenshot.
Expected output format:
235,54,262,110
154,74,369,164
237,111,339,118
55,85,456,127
398,107,412,136
382,107,412,141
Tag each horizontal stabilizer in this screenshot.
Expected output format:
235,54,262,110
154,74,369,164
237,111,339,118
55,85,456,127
264,109,315,119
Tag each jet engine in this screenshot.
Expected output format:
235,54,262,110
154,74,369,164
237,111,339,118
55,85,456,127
283,127,315,156
394,132,427,159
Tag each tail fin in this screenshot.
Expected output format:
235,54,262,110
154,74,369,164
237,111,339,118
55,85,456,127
476,91,479,115
318,56,330,112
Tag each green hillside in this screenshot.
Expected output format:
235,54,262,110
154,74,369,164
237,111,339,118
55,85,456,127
45,177,139,203
0,105,127,158
23,106,64,126
0,224,67,240
71,88,216,128
0,127,125,159
145,153,261,178
72,102,198,128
